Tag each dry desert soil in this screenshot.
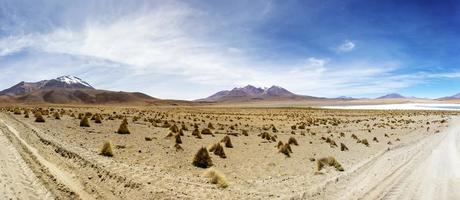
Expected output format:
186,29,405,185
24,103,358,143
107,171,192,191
0,105,458,199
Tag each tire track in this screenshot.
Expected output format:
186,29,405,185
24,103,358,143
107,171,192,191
0,119,94,200
0,128,53,200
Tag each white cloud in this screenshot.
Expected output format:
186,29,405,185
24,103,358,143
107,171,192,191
337,40,355,52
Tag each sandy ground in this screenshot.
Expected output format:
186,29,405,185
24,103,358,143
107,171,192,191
0,106,456,199
0,124,53,200
323,103,460,111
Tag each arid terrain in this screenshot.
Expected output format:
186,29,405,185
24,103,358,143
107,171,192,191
0,105,457,199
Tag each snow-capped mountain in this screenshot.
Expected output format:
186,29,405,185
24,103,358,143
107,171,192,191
198,85,319,102
0,75,94,96
43,75,94,90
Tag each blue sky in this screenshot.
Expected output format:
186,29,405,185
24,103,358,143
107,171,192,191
1,0,460,100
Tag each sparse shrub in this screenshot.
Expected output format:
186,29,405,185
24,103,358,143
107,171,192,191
175,143,184,151
277,141,284,149
361,139,369,146
80,116,90,127
317,157,344,172
288,137,298,146
340,143,349,151
351,134,358,140
279,144,292,157
242,130,248,136
94,114,102,124
204,168,228,188
170,124,179,133
175,134,182,144
35,113,45,123
192,128,202,139
53,112,61,120
192,147,213,168
221,135,233,148
13,108,21,115
213,143,226,158
117,118,130,134
208,122,215,129
100,141,114,157
201,128,213,135
373,137,379,142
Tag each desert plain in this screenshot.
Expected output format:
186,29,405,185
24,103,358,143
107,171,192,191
0,104,457,200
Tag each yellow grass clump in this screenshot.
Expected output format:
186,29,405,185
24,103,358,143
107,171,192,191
317,157,344,172
80,116,90,127
100,141,114,157
117,118,130,134
94,114,102,124
204,168,229,188
35,112,45,123
54,112,61,120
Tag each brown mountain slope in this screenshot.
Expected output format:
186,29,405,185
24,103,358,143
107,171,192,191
12,89,162,105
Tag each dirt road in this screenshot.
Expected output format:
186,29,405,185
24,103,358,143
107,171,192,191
301,116,460,200
0,128,53,200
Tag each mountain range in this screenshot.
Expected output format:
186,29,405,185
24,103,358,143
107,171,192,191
2,76,460,104
197,85,323,102
0,76,172,105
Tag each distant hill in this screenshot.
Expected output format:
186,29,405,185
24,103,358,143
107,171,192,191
197,85,323,102
376,93,406,99
0,75,188,105
0,75,94,96
438,93,460,100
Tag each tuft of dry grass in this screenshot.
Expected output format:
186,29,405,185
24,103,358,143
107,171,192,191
35,112,45,123
117,118,130,134
288,137,298,146
221,135,233,148
361,139,370,147
212,143,226,158
279,144,291,157
174,143,184,151
340,143,349,151
54,112,61,120
100,141,114,157
175,134,182,144
94,114,102,124
192,147,213,168
201,128,213,135
277,141,284,149
80,116,90,127
316,157,344,172
373,137,379,142
204,168,229,188
169,124,179,133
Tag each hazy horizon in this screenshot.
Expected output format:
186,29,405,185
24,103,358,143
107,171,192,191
2,0,460,100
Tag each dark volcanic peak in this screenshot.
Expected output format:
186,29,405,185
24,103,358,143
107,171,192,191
265,85,295,97
199,85,319,102
376,93,406,99
234,85,265,95
0,75,94,96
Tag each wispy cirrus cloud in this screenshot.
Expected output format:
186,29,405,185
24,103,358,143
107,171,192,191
337,40,355,52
